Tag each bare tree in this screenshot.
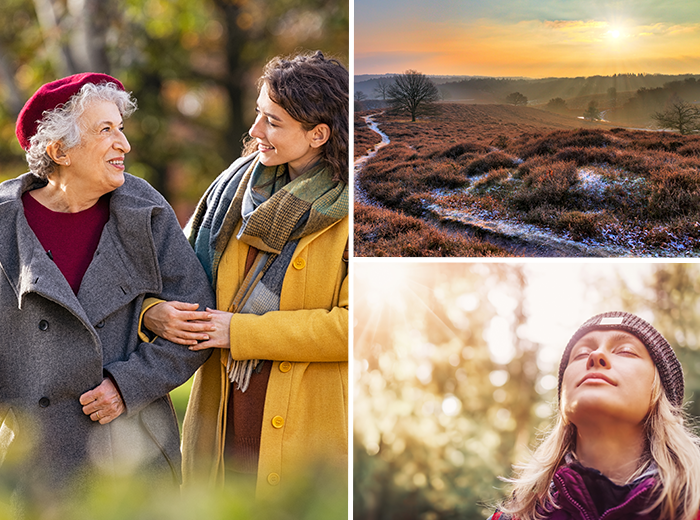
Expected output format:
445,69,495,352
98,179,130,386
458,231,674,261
652,96,700,135
354,90,367,111
387,70,439,122
373,78,390,101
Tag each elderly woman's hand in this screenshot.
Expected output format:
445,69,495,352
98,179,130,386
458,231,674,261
79,378,125,425
188,308,232,351
144,301,214,346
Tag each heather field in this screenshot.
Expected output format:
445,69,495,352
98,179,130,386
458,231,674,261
354,104,700,257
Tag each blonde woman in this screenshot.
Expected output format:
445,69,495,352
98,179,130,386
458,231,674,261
492,311,700,520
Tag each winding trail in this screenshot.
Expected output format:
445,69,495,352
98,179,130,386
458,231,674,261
353,114,623,257
354,113,390,207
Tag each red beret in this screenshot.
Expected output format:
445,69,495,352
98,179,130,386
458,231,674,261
15,72,125,151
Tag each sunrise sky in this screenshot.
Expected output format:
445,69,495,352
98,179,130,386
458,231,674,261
355,0,700,77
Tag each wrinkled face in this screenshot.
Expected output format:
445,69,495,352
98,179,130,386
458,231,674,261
560,330,657,429
248,83,321,179
64,100,130,195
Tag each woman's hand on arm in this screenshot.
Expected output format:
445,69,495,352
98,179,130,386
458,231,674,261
143,301,214,346
188,308,232,351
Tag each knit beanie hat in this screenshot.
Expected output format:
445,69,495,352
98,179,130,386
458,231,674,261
16,72,124,151
557,311,684,408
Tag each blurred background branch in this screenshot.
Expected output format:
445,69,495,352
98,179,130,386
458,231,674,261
0,0,348,222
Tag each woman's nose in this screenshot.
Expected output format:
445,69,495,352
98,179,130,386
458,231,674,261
115,129,131,153
249,116,263,138
588,350,609,369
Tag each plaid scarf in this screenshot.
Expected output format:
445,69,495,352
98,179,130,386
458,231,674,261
188,153,348,390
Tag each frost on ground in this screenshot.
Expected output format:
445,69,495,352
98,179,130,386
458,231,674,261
425,164,699,257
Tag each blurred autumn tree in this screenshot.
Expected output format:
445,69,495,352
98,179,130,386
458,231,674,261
353,263,547,519
353,262,700,520
0,0,348,221
602,263,700,421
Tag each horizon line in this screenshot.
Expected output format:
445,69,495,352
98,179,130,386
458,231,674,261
355,71,700,81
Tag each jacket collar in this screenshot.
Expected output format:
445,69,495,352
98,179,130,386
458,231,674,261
553,463,657,520
0,173,161,326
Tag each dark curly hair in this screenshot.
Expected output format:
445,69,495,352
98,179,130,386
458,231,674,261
245,50,349,183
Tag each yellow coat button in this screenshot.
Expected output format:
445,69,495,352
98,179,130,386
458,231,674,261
267,473,280,486
292,257,306,270
272,415,285,429
279,361,292,373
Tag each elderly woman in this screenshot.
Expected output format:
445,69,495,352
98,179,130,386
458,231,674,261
491,312,700,520
142,51,348,499
1,73,214,505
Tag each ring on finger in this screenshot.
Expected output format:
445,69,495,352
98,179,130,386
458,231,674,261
96,411,100,420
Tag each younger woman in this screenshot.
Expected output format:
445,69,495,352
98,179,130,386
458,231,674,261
492,311,700,520
142,51,348,499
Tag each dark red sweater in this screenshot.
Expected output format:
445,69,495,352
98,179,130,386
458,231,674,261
22,191,110,295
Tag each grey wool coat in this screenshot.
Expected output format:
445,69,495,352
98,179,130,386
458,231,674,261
0,172,214,496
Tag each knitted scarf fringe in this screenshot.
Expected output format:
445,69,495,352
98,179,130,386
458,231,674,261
226,358,261,392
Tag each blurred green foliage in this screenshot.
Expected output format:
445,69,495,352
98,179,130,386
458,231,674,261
353,263,700,519
0,466,346,519
0,0,348,221
169,375,193,431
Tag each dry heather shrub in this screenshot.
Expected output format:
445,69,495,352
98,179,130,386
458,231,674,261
434,141,491,160
353,204,508,257
464,151,517,176
423,161,467,189
610,150,653,176
604,182,649,219
630,136,684,153
648,167,700,220
553,146,616,166
677,143,700,157
361,178,408,208
516,156,550,178
516,129,610,159
474,168,510,189
669,219,700,242
513,160,579,210
554,129,610,149
643,226,675,248
354,204,423,240
556,210,611,240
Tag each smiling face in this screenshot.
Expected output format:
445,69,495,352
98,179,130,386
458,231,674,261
62,100,130,196
560,329,657,430
249,82,325,179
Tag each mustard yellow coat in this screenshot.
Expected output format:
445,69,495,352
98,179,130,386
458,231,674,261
181,216,348,498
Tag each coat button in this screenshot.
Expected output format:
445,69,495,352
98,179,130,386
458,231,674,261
96,321,105,329
292,257,306,270
39,397,50,408
38,320,49,331
267,473,280,486
271,416,285,429
279,361,292,373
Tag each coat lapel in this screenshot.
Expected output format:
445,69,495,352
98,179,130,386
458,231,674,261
0,184,95,335
77,182,162,325
0,173,161,330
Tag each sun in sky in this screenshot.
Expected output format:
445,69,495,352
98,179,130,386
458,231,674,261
355,0,700,77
